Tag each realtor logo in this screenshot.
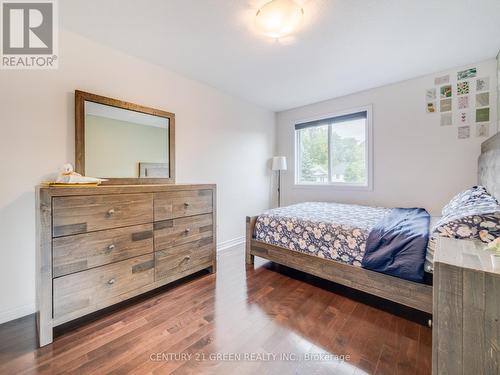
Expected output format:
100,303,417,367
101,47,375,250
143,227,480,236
1,0,58,69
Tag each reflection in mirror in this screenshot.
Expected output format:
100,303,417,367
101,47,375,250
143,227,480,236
84,101,169,178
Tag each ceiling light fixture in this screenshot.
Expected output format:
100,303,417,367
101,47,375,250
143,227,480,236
255,0,304,39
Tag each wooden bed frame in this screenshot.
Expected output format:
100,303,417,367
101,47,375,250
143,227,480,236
245,216,433,313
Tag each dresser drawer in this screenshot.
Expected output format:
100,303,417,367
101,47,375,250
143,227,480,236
154,190,213,221
53,193,153,237
156,238,214,281
53,254,154,321
53,224,153,277
154,213,213,250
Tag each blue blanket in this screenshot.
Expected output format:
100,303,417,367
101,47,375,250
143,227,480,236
361,208,430,282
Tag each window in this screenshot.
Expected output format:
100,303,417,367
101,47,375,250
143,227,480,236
295,108,372,188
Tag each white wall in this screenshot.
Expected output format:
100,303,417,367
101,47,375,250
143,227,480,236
0,30,275,323
277,59,498,215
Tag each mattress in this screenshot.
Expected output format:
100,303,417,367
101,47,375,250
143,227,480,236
254,202,438,272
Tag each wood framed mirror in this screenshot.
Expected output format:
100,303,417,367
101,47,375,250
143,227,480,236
75,90,175,184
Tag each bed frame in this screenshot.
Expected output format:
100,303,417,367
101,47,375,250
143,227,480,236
246,132,500,315
245,216,433,313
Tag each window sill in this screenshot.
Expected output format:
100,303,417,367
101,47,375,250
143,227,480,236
293,183,373,192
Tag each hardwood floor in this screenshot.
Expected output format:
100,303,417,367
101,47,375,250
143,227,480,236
0,244,431,374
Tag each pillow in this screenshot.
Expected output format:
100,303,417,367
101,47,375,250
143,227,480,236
441,186,498,216
432,212,500,242
433,187,500,243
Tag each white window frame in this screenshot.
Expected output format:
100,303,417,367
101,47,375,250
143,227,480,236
293,105,373,191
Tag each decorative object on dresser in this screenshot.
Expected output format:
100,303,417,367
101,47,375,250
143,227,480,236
53,163,105,185
432,237,500,374
36,184,216,346
271,156,287,207
487,238,500,269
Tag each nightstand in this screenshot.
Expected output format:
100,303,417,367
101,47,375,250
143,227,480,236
433,237,500,374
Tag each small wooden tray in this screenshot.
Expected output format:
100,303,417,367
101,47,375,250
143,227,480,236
45,182,101,187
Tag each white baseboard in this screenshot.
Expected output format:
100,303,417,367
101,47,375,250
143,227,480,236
0,302,35,325
217,236,245,252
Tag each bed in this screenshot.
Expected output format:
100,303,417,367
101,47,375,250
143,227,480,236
246,133,500,315
246,206,434,314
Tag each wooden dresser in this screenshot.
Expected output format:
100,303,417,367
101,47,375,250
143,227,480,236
36,184,216,346
433,237,500,374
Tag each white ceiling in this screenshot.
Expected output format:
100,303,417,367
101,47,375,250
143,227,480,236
61,0,500,111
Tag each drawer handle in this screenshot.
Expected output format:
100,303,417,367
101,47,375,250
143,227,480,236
107,208,115,216
184,202,190,207
107,278,116,285
184,228,191,234
107,244,116,252
183,255,191,262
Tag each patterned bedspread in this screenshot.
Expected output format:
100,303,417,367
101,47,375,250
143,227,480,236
254,202,391,266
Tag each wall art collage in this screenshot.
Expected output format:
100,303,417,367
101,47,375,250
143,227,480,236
426,67,492,139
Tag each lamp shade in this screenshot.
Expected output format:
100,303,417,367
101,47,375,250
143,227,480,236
272,156,287,171
255,0,304,39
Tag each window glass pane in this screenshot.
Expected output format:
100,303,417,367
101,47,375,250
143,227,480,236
330,118,366,184
297,125,328,183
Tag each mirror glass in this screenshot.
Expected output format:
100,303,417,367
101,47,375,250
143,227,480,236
84,101,170,178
